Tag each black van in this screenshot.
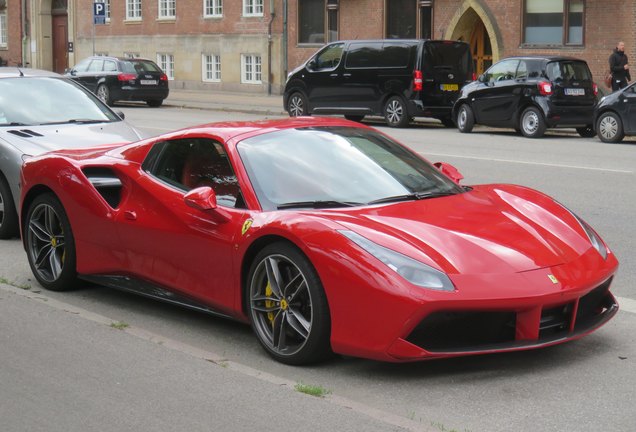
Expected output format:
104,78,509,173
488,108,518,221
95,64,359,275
283,40,473,127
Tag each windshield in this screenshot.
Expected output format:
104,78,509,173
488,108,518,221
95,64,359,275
237,127,463,211
0,77,118,126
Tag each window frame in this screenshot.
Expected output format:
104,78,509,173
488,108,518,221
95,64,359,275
202,54,222,82
522,0,585,47
242,0,264,17
157,53,175,80
0,12,7,48
158,0,176,19
241,54,262,84
126,0,142,21
203,0,223,18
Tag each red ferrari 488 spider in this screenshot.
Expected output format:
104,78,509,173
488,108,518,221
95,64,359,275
20,117,618,364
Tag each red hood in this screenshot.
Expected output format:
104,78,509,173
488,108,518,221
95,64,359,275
325,185,593,274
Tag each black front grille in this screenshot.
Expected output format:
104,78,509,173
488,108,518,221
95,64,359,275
406,311,516,352
539,303,573,339
575,278,615,331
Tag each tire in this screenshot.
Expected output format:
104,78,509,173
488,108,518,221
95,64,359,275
439,117,455,128
383,96,410,128
247,242,332,365
596,112,625,143
344,114,365,122
146,99,163,108
25,194,79,291
287,92,309,117
456,104,475,133
0,176,19,239
519,106,546,138
576,126,595,138
96,84,113,106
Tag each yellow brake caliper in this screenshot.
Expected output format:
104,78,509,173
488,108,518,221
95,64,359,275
265,281,274,326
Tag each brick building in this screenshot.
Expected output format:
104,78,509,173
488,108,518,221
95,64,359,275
5,1,636,94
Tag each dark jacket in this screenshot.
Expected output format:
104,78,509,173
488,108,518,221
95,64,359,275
609,48,631,81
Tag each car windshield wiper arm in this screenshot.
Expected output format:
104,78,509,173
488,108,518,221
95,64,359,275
367,190,458,205
277,200,362,210
39,119,107,125
0,122,32,126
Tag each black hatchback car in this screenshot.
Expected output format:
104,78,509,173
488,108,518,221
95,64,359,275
453,56,598,138
594,81,636,143
65,56,169,107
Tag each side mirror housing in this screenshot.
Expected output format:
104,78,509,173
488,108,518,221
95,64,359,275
306,59,316,70
478,74,486,83
434,162,464,184
184,186,217,211
115,110,125,120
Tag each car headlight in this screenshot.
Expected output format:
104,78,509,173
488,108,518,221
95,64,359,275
575,215,608,260
339,230,455,291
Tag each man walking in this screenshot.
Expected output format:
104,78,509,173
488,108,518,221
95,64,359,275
609,41,630,91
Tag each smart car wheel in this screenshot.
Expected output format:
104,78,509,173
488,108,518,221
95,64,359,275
456,104,475,133
96,84,113,106
576,126,595,138
25,194,78,291
0,176,19,239
520,106,546,138
248,242,331,365
287,92,308,117
596,112,625,143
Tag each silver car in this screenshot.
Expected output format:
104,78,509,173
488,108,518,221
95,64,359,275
0,67,143,239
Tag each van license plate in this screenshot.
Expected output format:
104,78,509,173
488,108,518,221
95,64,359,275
140,80,157,85
440,84,459,91
564,88,585,96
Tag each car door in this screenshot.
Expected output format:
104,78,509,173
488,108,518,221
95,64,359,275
621,85,636,132
304,42,346,112
114,137,249,314
75,58,104,92
67,57,92,86
336,41,384,112
471,59,520,125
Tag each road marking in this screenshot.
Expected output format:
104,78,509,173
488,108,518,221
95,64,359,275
423,152,633,174
617,296,636,314
0,283,435,432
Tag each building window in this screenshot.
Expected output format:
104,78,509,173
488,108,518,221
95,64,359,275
0,13,7,48
386,0,416,39
95,52,109,57
105,0,111,21
419,1,432,39
241,54,262,84
124,52,141,58
298,0,338,44
243,0,263,17
203,54,221,82
204,0,222,17
159,0,176,18
126,0,142,20
157,53,175,80
524,0,584,45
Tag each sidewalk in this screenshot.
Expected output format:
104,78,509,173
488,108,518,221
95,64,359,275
164,88,287,115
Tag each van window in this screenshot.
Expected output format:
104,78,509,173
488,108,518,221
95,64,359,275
345,43,383,69
310,43,344,71
423,42,472,74
381,42,411,68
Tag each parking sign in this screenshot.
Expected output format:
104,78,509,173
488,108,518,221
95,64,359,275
94,2,106,24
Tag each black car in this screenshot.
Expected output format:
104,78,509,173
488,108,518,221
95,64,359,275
65,56,169,107
284,39,473,127
594,82,636,143
453,56,598,138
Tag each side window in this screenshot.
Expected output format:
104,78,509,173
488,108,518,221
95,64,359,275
381,42,411,68
146,138,244,208
484,60,519,83
310,43,344,71
104,60,118,72
73,58,92,73
515,61,528,80
345,42,383,69
87,59,104,72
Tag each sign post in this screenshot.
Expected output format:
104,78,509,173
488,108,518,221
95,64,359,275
92,2,106,55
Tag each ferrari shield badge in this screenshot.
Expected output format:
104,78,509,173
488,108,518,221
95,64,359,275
241,219,253,236
548,274,559,284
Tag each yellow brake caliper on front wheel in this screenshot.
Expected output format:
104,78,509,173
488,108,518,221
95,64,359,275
265,281,274,326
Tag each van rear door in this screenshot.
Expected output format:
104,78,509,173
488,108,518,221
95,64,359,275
419,41,473,109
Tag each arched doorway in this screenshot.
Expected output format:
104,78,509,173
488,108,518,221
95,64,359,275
51,0,68,73
469,20,492,75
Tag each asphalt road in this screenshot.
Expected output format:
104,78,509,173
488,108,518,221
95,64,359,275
1,107,635,432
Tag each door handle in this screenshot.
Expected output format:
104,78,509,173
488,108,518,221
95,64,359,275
330,73,339,78
124,211,137,221
343,73,352,78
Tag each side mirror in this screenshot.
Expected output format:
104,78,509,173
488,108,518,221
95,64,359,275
115,110,125,120
478,74,486,83
184,186,217,211
306,59,316,70
434,162,464,184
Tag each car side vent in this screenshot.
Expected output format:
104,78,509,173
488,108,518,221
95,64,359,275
82,167,123,209
8,129,45,138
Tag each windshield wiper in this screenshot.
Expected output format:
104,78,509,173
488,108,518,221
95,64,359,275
367,190,458,205
0,122,31,126
39,119,107,125
277,200,362,210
